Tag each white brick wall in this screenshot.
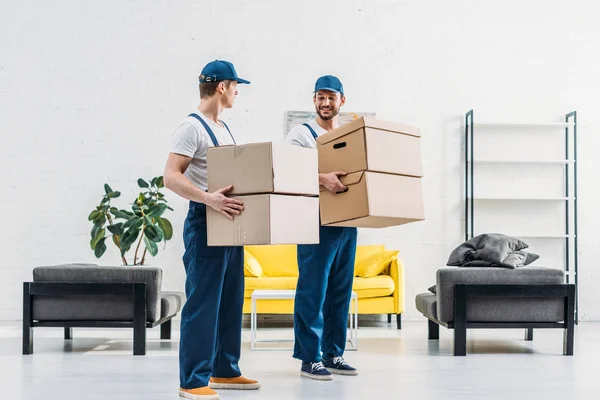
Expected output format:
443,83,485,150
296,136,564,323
1,0,599,320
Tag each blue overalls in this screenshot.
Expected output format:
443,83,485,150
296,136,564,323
179,114,244,389
293,123,358,363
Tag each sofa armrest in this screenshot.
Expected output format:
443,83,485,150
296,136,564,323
388,257,405,314
31,265,163,322
436,266,565,322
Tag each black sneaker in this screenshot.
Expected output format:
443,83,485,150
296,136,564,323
301,361,334,381
322,356,358,376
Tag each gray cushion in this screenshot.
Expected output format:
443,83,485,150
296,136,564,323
415,293,437,320
161,292,185,319
436,266,565,323
32,265,163,322
447,234,529,268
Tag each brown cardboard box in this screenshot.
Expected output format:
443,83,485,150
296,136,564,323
316,117,422,177
319,171,425,228
207,142,318,196
207,194,320,246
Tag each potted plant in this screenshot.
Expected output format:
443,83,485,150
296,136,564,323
88,176,174,266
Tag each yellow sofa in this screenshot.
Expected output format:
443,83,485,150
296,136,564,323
242,244,405,328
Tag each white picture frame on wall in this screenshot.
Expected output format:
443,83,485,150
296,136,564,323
284,111,377,138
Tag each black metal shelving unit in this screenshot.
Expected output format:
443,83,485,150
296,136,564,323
464,109,579,323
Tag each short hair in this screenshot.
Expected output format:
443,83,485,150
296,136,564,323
199,77,233,99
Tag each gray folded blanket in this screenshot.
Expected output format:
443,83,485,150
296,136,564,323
446,233,539,269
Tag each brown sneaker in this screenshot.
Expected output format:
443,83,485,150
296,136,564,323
179,386,219,399
208,376,261,390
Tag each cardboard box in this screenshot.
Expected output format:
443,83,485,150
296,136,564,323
207,142,318,196
207,194,320,246
316,117,422,177
319,171,425,228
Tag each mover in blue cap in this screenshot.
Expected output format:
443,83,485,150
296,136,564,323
285,75,359,380
164,60,259,400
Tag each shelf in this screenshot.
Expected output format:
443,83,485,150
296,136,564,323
469,197,573,201
468,122,575,128
505,234,575,239
470,160,571,165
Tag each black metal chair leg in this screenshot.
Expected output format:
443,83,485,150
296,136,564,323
160,319,172,340
428,319,439,340
133,283,147,355
453,285,467,356
564,285,575,356
22,283,33,355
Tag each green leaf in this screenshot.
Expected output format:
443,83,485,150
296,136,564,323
137,179,149,188
156,176,164,188
144,215,154,226
101,197,109,205
120,228,140,256
88,210,101,221
108,191,121,199
91,223,103,239
147,203,168,218
94,238,107,258
167,206,174,211
144,225,157,242
144,236,158,257
157,218,173,241
144,225,164,243
107,223,125,236
110,208,131,219
123,216,137,228
157,192,165,198
93,212,107,225
132,203,143,217
104,184,113,195
151,177,157,187
112,235,120,247
90,228,106,250
130,218,144,232
124,216,144,233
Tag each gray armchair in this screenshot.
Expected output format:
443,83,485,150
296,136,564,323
23,264,184,355
415,266,575,356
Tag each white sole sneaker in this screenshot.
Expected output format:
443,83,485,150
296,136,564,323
300,371,334,381
178,390,219,400
208,382,261,390
326,368,359,376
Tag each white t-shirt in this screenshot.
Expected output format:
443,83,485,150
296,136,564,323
170,111,236,191
285,119,327,149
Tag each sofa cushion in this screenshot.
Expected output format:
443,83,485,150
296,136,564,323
355,250,399,278
245,245,298,277
244,275,395,299
354,245,385,270
243,249,263,277
352,275,395,299
32,265,162,322
415,293,437,319
160,291,185,319
244,277,298,297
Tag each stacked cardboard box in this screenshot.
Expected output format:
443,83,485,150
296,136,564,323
206,142,320,245
317,117,425,228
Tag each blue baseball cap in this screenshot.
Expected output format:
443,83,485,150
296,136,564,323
199,60,251,84
314,75,344,95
